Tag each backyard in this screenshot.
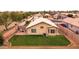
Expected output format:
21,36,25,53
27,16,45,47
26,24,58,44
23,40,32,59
9,35,70,46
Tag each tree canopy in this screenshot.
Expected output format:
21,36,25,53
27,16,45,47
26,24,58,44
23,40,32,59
0,11,34,30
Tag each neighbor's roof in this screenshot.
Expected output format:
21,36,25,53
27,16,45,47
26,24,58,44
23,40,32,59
45,14,51,16
27,16,34,21
26,17,58,28
63,17,79,27
18,21,26,26
8,22,18,29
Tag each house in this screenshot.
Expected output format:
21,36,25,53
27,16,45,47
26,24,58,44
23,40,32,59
0,22,18,32
25,13,43,22
62,17,79,34
43,14,54,21
17,13,43,32
51,19,64,25
53,14,59,19
33,13,43,19
53,13,68,19
75,12,79,18
26,17,60,35
18,21,26,32
44,14,52,18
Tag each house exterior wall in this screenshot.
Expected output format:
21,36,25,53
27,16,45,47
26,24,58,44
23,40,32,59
26,22,60,35
48,27,60,35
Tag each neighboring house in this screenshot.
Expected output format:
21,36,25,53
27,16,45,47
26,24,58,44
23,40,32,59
53,14,59,19
26,17,60,35
53,13,67,19
25,13,43,22
60,13,68,19
44,14,52,18
76,12,79,18
7,22,19,29
43,14,54,21
62,17,79,34
33,13,43,19
18,21,26,32
0,22,18,32
51,19,63,25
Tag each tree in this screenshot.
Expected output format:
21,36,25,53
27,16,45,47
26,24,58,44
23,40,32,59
0,32,3,46
23,12,33,18
10,12,24,21
0,12,10,30
0,16,3,25
67,14,73,18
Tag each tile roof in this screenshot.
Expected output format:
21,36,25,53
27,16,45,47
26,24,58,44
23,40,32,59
18,21,26,26
63,17,79,27
26,17,58,28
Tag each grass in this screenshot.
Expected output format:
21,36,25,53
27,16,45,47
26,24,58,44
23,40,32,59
9,35,70,46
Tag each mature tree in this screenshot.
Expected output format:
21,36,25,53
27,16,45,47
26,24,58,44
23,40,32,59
0,11,38,30
0,32,3,46
0,12,10,30
10,12,24,21
23,12,33,18
67,14,73,18
0,16,3,25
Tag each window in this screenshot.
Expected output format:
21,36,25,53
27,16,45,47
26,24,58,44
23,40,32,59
51,29,55,33
75,30,79,34
40,26,44,29
48,29,55,33
31,29,36,33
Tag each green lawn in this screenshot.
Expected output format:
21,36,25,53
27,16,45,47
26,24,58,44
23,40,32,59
9,35,70,46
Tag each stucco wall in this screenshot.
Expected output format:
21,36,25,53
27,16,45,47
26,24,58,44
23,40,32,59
48,27,60,35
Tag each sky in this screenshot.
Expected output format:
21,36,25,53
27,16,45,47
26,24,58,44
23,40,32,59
0,0,79,11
